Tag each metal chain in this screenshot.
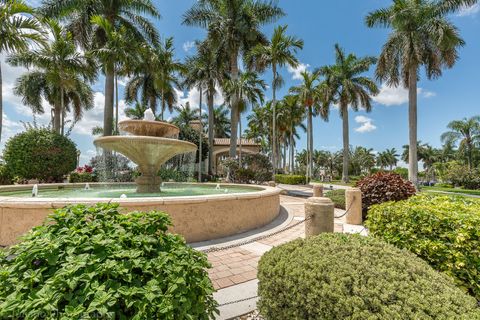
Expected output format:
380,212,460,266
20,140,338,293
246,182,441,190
218,295,259,307
200,216,312,254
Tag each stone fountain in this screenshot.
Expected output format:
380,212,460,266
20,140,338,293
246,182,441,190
94,110,197,193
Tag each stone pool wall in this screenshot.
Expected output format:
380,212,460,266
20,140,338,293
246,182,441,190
0,183,281,246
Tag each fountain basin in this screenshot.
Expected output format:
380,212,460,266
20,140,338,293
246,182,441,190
0,183,281,246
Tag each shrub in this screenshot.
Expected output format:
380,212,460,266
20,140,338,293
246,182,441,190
3,129,78,182
235,168,255,183
69,172,97,183
356,172,416,215
325,189,345,209
243,154,273,184
0,204,217,319
158,167,190,182
367,194,480,300
393,167,408,179
274,174,306,185
0,165,13,185
444,162,480,189
258,233,480,319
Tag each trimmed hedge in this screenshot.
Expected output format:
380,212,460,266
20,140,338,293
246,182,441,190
3,129,77,182
325,189,345,209
258,233,480,319
0,204,218,319
367,194,480,300
0,165,13,185
274,174,306,185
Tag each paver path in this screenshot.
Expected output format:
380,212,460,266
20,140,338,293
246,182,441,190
206,195,345,290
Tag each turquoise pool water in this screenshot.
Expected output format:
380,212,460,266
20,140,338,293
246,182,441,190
0,184,261,198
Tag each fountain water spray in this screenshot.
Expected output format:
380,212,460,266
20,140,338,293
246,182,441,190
120,194,127,199
84,183,91,190
32,184,38,197
215,184,221,190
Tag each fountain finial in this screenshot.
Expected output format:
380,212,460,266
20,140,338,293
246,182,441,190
144,109,155,121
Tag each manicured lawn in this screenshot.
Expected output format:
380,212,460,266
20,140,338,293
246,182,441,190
312,179,357,187
422,186,480,197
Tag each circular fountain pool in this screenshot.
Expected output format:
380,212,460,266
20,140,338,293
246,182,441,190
0,183,280,246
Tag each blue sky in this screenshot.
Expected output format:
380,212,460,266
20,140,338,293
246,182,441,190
1,0,479,165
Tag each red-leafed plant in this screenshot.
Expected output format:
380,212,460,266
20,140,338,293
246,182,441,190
356,172,416,217
75,165,93,174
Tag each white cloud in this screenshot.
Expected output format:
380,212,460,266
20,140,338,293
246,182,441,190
287,62,309,80
372,84,436,106
457,3,479,17
182,41,195,53
354,115,377,133
174,85,224,109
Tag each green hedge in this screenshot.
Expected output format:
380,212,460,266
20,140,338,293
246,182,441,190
325,189,345,209
0,204,217,319
258,233,480,319
0,165,13,185
274,174,306,185
367,194,480,300
69,172,97,183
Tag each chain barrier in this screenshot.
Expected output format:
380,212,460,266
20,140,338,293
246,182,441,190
218,295,259,307
200,216,312,254
333,195,355,219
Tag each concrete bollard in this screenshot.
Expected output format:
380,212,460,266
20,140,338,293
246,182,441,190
268,181,276,187
345,188,362,225
312,184,324,197
304,197,334,236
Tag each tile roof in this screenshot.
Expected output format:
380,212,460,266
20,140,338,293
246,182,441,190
214,138,260,146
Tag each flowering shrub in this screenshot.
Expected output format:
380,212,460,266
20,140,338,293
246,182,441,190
75,165,93,174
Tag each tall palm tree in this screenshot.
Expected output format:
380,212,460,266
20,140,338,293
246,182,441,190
124,102,148,120
249,25,303,172
441,116,480,169
184,40,225,174
172,102,199,128
320,44,378,183
42,0,160,136
277,95,306,173
211,105,231,138
8,19,95,134
223,71,266,164
245,101,272,153
0,0,45,141
183,0,284,158
366,0,468,185
125,39,183,120
290,71,327,182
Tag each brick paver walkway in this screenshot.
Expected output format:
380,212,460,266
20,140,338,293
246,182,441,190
206,195,345,290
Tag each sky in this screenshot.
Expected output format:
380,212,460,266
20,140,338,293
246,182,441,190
1,0,479,165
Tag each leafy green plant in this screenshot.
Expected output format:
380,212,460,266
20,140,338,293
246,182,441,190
325,189,345,209
367,194,480,300
69,172,97,183
0,165,13,185
158,167,190,182
274,174,306,185
3,129,77,182
243,154,273,184
0,204,218,319
258,233,480,319
356,172,416,217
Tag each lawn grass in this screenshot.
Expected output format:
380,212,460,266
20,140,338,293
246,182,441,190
422,186,480,197
311,179,357,187
324,189,346,209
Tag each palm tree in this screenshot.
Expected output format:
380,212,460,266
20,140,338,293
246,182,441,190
42,0,160,136
184,40,225,174
320,44,379,183
290,71,327,182
8,19,95,134
250,25,303,172
441,116,480,169
278,95,306,173
183,0,284,158
223,71,266,164
0,0,45,141
211,105,231,138
366,0,468,185
377,148,399,170
125,102,148,120
172,102,199,128
246,101,272,153
125,39,183,120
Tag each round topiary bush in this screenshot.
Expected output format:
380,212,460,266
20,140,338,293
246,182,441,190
3,128,78,182
258,234,480,320
356,172,416,215
0,204,218,319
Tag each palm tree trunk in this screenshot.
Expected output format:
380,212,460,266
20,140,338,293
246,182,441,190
0,62,3,142
104,67,115,136
308,105,313,182
229,51,239,158
60,87,65,136
161,88,165,120
283,139,287,171
207,91,214,175
239,111,242,166
290,130,294,173
342,103,349,183
272,64,277,173
408,65,418,186
115,70,119,135
53,101,61,134
198,87,203,182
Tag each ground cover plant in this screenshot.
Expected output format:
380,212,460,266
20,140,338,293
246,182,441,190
367,194,480,301
0,204,217,319
274,174,306,185
258,233,480,319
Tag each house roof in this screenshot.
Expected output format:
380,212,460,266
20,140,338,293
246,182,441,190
213,138,261,146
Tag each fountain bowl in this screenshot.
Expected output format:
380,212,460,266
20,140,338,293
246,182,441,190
0,182,281,246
